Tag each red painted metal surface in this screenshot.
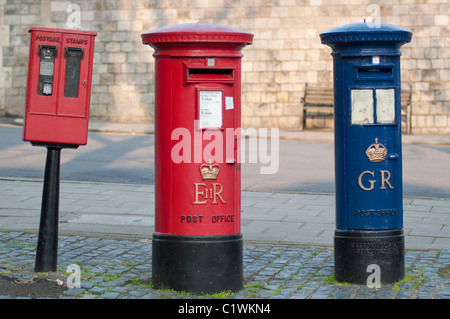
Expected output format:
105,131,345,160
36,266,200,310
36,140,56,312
24,27,97,145
142,23,253,236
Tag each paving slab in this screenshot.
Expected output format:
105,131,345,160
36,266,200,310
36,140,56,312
0,178,449,249
0,177,449,300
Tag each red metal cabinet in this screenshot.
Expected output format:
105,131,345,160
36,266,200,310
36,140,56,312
24,27,97,146
142,24,253,237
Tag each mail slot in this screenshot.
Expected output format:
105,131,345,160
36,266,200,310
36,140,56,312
24,27,97,146
188,68,234,80
356,66,393,81
142,23,253,294
320,22,412,284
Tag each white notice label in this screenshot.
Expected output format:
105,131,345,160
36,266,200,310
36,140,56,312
40,61,54,76
199,90,222,128
351,89,374,124
225,96,234,110
376,89,395,123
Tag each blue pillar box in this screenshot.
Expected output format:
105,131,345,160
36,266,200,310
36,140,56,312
320,22,412,284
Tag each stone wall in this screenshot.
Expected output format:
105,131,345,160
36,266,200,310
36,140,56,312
1,0,449,134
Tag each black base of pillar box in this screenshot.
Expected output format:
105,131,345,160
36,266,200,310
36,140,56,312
152,233,243,294
334,229,404,285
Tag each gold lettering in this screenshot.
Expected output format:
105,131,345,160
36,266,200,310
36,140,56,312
358,171,376,191
193,183,207,204
212,183,226,204
193,183,226,204
380,170,394,189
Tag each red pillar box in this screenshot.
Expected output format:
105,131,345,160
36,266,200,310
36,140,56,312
24,27,97,146
142,23,253,294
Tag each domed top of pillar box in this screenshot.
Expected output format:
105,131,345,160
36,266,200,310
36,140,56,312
142,23,253,58
320,22,412,55
142,22,253,45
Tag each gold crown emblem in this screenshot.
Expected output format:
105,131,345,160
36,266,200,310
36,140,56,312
200,160,220,181
365,138,388,162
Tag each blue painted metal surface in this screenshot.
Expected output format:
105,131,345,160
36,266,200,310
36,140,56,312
321,22,412,231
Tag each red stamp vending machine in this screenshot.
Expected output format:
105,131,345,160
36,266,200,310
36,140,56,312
24,27,96,146
23,27,96,272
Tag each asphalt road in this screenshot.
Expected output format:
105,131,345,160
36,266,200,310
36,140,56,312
0,124,449,198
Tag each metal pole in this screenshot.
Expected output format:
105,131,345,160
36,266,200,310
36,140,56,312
34,146,61,272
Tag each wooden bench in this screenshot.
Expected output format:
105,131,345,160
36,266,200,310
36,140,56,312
401,84,413,134
299,84,334,131
300,83,413,134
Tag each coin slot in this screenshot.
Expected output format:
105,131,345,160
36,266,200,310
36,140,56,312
38,45,57,96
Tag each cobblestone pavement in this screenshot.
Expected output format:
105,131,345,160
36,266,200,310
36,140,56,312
0,232,449,299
